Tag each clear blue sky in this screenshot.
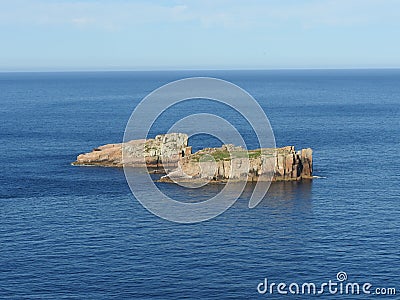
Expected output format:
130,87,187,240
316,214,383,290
1,0,399,71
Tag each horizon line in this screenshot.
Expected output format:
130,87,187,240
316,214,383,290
1,67,400,73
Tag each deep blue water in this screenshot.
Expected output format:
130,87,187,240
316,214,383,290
0,70,399,299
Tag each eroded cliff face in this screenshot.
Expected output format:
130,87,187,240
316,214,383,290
72,134,312,182
72,133,189,168
160,144,312,183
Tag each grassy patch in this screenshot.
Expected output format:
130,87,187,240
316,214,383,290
191,149,265,162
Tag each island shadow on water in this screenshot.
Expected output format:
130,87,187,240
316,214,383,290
154,171,312,209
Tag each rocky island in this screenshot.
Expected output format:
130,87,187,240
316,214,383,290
72,133,313,182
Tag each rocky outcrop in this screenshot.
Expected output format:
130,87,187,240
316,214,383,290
72,133,189,168
73,133,313,182
160,144,312,183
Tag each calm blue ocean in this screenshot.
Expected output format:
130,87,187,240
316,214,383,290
0,70,399,299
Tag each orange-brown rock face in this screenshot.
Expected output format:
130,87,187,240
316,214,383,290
73,134,312,182
72,133,189,168
160,145,313,183
73,143,123,167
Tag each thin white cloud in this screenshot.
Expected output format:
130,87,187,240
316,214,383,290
70,17,95,26
0,0,399,30
0,1,192,29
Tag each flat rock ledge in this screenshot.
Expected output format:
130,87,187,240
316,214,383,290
72,133,313,182
72,133,189,168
